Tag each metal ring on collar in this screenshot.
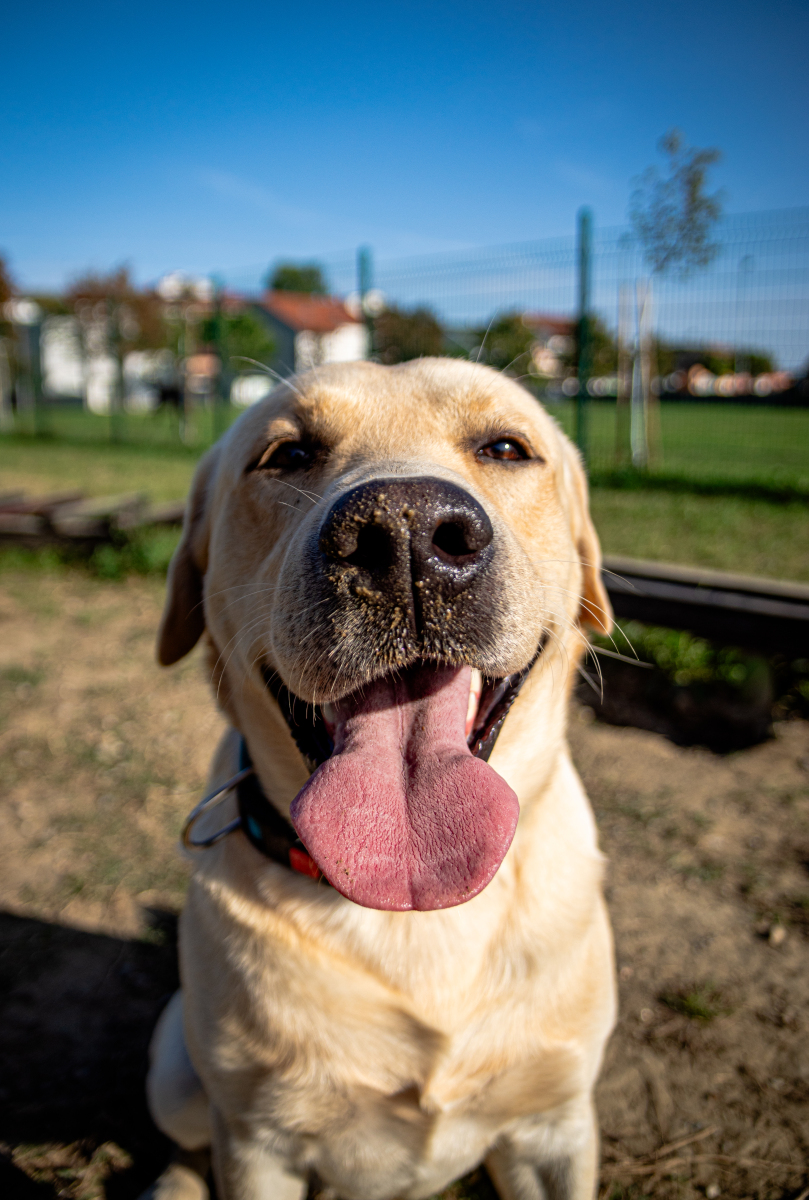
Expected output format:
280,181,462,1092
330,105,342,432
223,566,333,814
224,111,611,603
182,766,255,850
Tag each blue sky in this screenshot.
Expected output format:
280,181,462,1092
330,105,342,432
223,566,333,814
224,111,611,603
2,0,807,292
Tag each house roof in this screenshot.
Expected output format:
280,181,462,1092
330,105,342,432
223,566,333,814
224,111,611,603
262,291,361,334
522,313,575,336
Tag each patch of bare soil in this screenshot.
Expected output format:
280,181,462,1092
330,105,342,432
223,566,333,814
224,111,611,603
0,569,807,1199
573,712,809,1200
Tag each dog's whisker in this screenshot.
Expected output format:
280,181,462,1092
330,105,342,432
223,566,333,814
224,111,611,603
210,610,276,698
497,350,531,377
265,477,324,504
230,358,306,400
577,661,603,699
474,315,497,364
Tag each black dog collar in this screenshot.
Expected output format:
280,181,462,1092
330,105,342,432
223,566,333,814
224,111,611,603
236,739,328,882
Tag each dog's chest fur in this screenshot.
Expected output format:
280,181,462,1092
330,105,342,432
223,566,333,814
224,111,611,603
177,768,609,1198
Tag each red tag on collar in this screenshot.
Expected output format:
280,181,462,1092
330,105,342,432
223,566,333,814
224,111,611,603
289,846,322,880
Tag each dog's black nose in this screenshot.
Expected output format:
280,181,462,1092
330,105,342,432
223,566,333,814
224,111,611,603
319,477,494,611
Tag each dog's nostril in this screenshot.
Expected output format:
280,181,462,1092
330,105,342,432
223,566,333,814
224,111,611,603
343,523,393,572
432,521,475,560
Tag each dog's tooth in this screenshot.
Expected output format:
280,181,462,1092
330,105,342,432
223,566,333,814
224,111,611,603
466,669,483,737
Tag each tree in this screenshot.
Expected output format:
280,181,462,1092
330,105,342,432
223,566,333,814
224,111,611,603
629,129,723,275
655,341,773,378
66,266,166,350
550,315,617,377
199,310,276,368
0,254,14,307
267,262,328,294
471,313,535,376
587,316,619,376
373,306,444,364
0,256,15,341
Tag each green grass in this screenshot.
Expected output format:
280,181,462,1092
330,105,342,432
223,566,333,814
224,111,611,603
0,435,198,501
7,398,809,495
590,488,809,582
0,527,182,580
3,406,808,583
10,402,238,452
659,983,731,1023
552,400,809,493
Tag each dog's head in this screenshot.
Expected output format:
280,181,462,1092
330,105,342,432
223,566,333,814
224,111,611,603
159,358,611,912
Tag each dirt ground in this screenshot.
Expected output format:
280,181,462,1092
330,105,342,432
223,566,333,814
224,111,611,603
0,568,807,1200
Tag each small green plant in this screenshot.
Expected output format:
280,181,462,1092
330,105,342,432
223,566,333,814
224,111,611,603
593,619,771,695
681,861,725,883
0,525,181,581
89,526,181,579
62,873,85,897
1,665,43,687
659,982,731,1022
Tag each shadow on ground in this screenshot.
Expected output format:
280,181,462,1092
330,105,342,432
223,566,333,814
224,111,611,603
0,908,500,1200
0,909,178,1199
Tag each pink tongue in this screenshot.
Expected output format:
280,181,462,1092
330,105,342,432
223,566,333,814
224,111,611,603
289,665,519,911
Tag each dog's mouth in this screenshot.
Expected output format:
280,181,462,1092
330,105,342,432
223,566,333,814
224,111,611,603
261,647,543,912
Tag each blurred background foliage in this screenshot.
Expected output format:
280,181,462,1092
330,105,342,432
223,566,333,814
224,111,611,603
265,262,328,294
374,306,444,364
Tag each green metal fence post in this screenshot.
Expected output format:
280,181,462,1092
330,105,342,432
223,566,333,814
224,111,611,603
29,318,47,438
576,208,593,464
357,245,374,358
211,277,229,443
107,298,124,444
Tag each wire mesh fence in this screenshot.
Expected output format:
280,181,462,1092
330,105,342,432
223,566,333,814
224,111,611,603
313,208,809,491
315,207,808,370
2,207,807,492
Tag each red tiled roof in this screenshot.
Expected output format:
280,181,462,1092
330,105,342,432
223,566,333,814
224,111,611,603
262,291,361,333
522,313,575,336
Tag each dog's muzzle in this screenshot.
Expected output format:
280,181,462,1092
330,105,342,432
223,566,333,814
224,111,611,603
319,476,495,633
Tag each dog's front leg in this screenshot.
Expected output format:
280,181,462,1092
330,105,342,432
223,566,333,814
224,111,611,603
484,1101,599,1200
210,1106,307,1200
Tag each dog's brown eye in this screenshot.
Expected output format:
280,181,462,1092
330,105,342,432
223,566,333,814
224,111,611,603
262,442,313,470
478,439,528,462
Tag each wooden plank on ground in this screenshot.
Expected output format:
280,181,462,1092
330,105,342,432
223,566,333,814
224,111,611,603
602,554,809,654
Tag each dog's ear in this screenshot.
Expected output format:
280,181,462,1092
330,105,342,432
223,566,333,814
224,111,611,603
559,437,613,636
157,447,220,666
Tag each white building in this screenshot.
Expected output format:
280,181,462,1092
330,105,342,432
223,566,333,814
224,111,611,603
257,292,370,375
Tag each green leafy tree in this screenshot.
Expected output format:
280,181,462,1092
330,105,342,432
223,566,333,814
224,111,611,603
472,312,535,376
267,262,328,294
374,306,444,364
629,129,723,275
746,352,774,376
559,315,617,377
471,312,617,379
655,341,773,377
200,310,276,368
588,317,619,375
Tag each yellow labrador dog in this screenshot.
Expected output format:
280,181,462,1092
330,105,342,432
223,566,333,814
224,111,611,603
146,358,615,1200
